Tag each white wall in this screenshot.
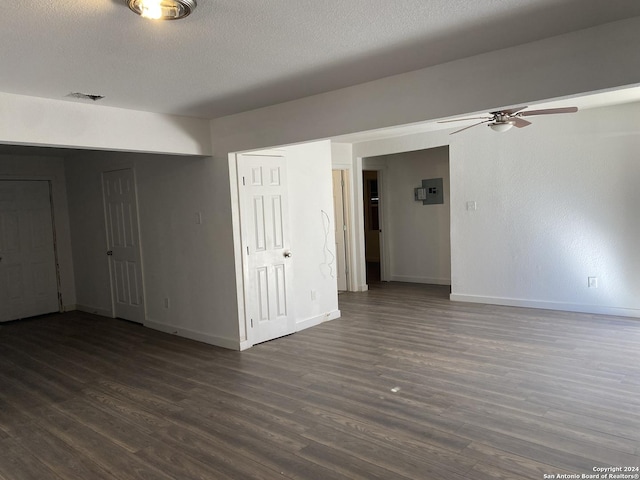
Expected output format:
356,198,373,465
449,101,640,317
331,143,353,169
65,152,239,347
64,157,113,316
0,155,76,310
366,147,451,285
285,141,340,330
0,92,212,156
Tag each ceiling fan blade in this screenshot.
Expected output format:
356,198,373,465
520,107,578,116
449,120,490,135
438,116,492,124
514,117,532,128
491,106,527,115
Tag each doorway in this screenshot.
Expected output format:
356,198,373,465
362,147,451,288
363,170,381,283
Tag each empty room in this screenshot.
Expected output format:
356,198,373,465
1,1,640,479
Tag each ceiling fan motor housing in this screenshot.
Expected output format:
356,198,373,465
494,112,512,122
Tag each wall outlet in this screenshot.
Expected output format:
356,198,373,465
466,201,477,211
588,277,598,288
311,290,317,301
164,297,170,308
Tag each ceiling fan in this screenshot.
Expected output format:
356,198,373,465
439,106,578,134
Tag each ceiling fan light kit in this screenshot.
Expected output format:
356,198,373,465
127,0,197,20
440,106,578,135
489,122,514,132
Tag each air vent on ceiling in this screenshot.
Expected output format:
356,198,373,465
66,92,105,102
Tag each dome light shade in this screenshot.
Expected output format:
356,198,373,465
128,0,197,20
489,122,514,133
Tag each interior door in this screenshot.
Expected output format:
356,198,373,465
102,169,145,323
332,170,348,291
238,154,295,345
0,180,59,322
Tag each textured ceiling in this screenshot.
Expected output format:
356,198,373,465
2,0,640,119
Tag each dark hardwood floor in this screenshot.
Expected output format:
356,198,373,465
1,282,639,479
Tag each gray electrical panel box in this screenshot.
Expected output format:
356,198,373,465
414,178,444,205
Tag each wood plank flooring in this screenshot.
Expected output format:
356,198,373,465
1,282,639,479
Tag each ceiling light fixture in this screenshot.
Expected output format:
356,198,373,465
127,0,197,20
489,122,514,133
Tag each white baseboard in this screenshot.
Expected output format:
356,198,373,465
390,275,451,285
296,309,341,332
144,319,241,350
450,293,640,318
75,304,113,318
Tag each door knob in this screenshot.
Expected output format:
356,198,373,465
107,250,113,256
283,251,292,258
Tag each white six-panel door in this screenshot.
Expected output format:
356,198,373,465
0,180,59,322
102,169,146,323
238,154,295,345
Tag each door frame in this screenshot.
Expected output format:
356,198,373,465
351,142,452,293
101,167,147,323
0,178,63,319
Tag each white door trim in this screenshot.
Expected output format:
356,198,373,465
229,153,248,349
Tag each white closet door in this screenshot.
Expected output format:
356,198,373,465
0,180,59,322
